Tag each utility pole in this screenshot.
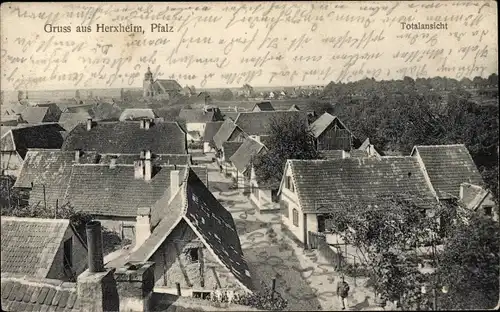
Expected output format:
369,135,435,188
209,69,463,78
43,184,47,212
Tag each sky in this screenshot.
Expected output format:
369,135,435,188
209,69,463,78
0,1,498,91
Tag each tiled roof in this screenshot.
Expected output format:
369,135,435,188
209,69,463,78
287,157,437,213
59,111,92,132
21,107,49,123
64,164,208,218
112,169,253,292
119,108,157,121
203,121,224,142
460,183,490,210
1,217,71,277
234,111,308,136
154,79,182,92
14,150,98,208
1,124,66,158
412,144,484,199
222,141,243,162
213,119,239,150
230,138,266,174
98,153,192,166
178,109,217,123
310,112,337,138
62,121,187,154
1,274,80,312
252,102,275,111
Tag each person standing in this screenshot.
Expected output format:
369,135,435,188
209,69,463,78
337,276,350,310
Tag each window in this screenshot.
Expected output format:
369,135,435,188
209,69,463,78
281,200,289,218
292,209,299,227
286,176,294,192
484,206,493,217
63,238,72,270
188,248,199,262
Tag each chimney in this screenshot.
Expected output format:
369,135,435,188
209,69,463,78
74,149,81,163
86,118,93,131
342,150,351,159
170,169,181,199
77,221,119,312
144,119,151,129
144,150,152,181
140,119,145,129
110,157,117,169
134,207,151,251
115,261,156,312
134,160,144,179
140,150,145,159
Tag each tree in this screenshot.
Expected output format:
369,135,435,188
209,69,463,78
220,88,234,101
253,114,321,187
232,281,288,310
326,196,449,308
437,213,499,310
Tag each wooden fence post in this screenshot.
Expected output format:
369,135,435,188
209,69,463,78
271,278,276,299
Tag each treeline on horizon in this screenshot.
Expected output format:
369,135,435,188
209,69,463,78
315,73,498,199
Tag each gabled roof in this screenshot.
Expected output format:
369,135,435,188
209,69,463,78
14,150,99,208
20,107,50,123
59,111,92,131
234,111,308,136
108,169,253,293
1,274,80,312
213,119,239,150
63,164,208,218
411,144,484,199
252,102,275,111
62,121,187,154
119,108,157,121
203,121,224,142
230,138,266,174
460,183,490,210
178,109,219,123
222,141,243,162
1,124,66,158
310,112,338,138
0,217,72,277
154,79,182,92
284,157,437,213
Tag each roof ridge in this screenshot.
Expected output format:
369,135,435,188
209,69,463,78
0,216,69,224
0,275,77,290
415,144,466,148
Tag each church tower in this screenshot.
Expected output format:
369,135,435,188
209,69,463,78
143,66,154,97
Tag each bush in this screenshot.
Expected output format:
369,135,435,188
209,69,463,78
232,281,288,310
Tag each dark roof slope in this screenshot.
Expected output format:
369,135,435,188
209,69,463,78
213,119,239,150
252,102,275,111
1,217,71,277
154,79,182,92
1,274,80,312
412,144,484,199
287,157,437,213
203,121,224,142
230,138,266,174
222,141,243,162
62,121,187,154
184,169,253,291
234,111,308,136
1,124,65,158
